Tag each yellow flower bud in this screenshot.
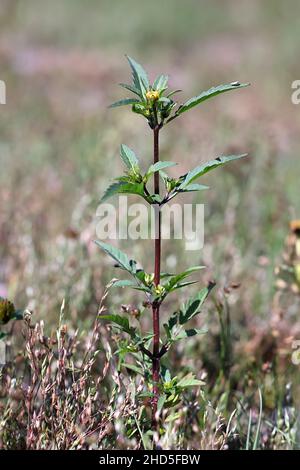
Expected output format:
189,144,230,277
0,297,15,325
146,90,160,101
154,284,165,296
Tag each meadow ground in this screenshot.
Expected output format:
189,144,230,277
1,0,300,449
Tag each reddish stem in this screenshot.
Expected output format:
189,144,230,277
152,125,161,430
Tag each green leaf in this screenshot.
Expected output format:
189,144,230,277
113,279,138,288
101,181,148,202
122,363,144,375
126,55,149,98
171,82,250,118
109,98,140,109
173,327,207,341
166,89,182,99
95,241,137,274
164,266,205,292
120,144,139,170
146,161,176,178
153,74,168,92
100,314,135,337
157,394,167,414
178,154,248,189
119,83,140,96
177,372,205,388
179,283,215,325
178,183,209,193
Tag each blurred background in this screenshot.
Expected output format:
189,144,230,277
1,0,300,446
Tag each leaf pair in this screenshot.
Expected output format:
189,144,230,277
101,144,176,204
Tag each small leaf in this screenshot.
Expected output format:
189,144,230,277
177,372,205,388
120,144,139,170
119,83,140,96
100,314,135,337
146,161,176,178
122,363,144,375
171,82,250,119
179,154,248,189
113,279,138,288
157,394,167,414
109,98,140,109
178,183,209,193
179,283,215,325
164,266,205,292
153,74,168,91
166,89,182,98
101,181,148,202
173,327,207,341
95,241,137,274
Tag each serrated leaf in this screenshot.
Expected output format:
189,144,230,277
126,55,149,98
179,154,248,189
172,82,250,118
100,314,135,337
179,283,215,325
146,161,176,178
95,241,137,274
119,83,140,97
109,98,140,109
101,181,147,202
120,144,139,170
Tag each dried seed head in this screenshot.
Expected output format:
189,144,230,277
0,297,15,325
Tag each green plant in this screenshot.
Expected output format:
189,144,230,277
96,56,249,439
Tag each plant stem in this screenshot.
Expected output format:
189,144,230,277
152,125,161,430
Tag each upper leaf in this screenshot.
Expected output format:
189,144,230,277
153,74,168,92
146,161,176,178
126,55,149,98
119,83,140,96
178,154,248,190
120,144,139,170
109,98,140,109
169,82,250,120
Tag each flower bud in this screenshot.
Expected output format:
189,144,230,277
0,297,15,325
